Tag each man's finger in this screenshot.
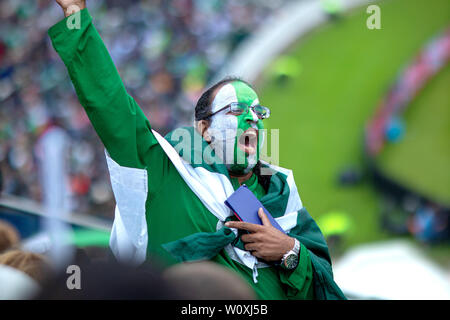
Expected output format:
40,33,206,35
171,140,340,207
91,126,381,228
244,243,259,251
258,208,271,226
241,233,258,243
225,221,261,232
251,251,263,259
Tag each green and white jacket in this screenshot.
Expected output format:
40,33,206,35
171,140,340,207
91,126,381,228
49,8,346,300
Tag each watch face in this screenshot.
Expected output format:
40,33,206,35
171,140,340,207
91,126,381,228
284,254,298,270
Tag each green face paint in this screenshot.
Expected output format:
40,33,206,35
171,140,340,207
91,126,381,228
231,81,262,174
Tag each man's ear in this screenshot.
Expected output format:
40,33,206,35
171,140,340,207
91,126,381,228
196,120,211,143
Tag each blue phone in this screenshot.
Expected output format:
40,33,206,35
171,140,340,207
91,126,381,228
224,185,285,233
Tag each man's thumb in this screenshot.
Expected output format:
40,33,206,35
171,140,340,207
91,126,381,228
258,208,270,226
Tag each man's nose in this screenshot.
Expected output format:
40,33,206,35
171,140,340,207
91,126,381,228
244,108,258,123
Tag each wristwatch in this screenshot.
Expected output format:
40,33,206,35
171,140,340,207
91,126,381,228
281,238,300,270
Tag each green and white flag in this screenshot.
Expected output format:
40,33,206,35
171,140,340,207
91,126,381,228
109,126,302,282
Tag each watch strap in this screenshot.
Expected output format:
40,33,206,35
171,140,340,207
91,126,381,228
281,238,300,266
292,238,300,255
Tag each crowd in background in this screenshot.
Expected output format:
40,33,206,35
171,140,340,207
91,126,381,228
0,0,293,219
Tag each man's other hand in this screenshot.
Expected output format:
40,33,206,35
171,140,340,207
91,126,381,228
56,0,86,17
225,208,295,262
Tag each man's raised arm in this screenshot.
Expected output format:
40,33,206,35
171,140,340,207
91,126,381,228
49,1,157,168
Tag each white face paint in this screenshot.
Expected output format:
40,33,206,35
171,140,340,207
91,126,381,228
209,83,239,140
207,84,239,167
211,83,237,114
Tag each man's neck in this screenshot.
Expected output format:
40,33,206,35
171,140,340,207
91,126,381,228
229,170,253,185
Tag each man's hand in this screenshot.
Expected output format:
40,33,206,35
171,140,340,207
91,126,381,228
225,208,295,262
56,0,86,17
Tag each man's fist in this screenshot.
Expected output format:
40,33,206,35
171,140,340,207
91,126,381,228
56,0,86,17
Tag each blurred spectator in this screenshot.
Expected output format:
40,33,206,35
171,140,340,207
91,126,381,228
0,264,40,300
0,249,51,285
320,0,343,20
408,204,449,243
0,220,20,253
163,261,256,300
35,260,180,300
0,0,294,219
338,166,364,186
75,245,114,265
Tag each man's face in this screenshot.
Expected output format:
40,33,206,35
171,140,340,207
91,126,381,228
207,81,264,175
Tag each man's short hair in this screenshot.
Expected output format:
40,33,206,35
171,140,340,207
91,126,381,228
194,77,253,121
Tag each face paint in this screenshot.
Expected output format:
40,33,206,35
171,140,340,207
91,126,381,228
209,83,239,141
207,81,264,175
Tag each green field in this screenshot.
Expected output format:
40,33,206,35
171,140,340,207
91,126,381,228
257,0,450,256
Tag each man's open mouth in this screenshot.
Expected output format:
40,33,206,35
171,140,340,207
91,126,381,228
237,128,258,155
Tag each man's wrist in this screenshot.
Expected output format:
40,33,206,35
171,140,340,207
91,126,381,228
283,237,295,255
291,238,300,255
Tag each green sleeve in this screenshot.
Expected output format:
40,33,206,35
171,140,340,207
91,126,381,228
48,8,157,169
280,207,346,300
279,242,315,299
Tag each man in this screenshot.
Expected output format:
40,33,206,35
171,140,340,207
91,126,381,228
50,0,345,299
